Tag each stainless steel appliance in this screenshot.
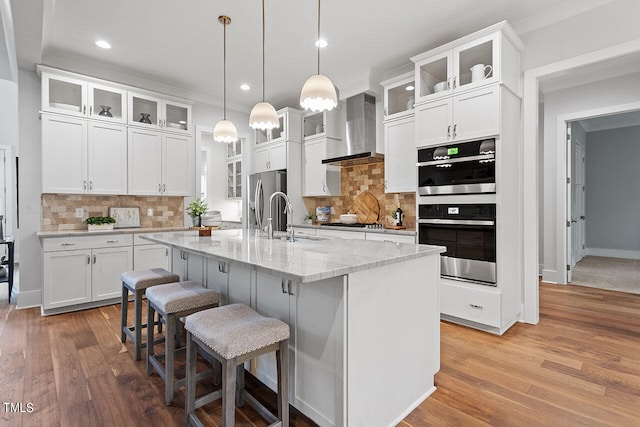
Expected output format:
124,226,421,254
417,139,495,195
418,203,496,285
248,170,287,232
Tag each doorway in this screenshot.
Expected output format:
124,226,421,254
566,111,640,294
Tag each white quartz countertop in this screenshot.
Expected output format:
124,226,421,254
294,223,416,236
142,229,444,283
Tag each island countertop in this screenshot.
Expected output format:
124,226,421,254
141,229,444,283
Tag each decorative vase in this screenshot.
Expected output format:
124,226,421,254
98,105,113,117
88,224,114,232
406,96,415,110
191,216,201,227
139,113,152,124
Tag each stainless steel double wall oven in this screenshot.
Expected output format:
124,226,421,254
417,139,497,285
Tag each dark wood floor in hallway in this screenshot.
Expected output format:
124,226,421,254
1,282,639,426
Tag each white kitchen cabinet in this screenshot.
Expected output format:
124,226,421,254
315,228,366,240
302,108,341,140
42,234,133,311
381,71,416,122
128,92,191,134
128,128,192,196
133,235,170,271
252,108,302,174
365,232,415,244
384,115,416,193
415,84,500,148
91,246,133,301
411,23,522,105
42,114,127,194
302,137,340,196
40,70,127,123
227,159,242,199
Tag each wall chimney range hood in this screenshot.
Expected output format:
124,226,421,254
322,93,383,166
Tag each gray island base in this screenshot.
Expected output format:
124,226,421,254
141,229,444,427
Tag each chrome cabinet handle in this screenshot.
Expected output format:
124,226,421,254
447,78,451,90
106,240,119,243
180,250,188,260
89,105,92,115
89,181,93,190
281,278,286,294
83,180,87,190
83,105,86,115
86,255,90,264
61,242,76,246
93,254,97,264
469,304,483,310
447,125,451,139
165,248,168,256
158,184,162,193
453,76,457,89
287,280,294,296
162,184,166,193
453,124,457,138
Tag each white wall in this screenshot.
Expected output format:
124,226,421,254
540,72,640,282
520,0,640,71
16,69,41,307
585,125,640,258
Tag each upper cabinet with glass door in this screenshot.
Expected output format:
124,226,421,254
128,92,191,134
40,68,127,123
302,107,341,140
254,107,303,146
411,21,523,105
381,71,415,122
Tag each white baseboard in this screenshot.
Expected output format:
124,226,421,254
542,268,563,284
585,248,640,260
16,289,42,310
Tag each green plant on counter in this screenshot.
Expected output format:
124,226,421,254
304,213,316,221
187,198,208,218
391,210,398,219
85,216,116,225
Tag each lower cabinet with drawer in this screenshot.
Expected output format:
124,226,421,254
440,279,501,330
43,234,133,311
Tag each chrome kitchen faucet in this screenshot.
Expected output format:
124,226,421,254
264,191,294,241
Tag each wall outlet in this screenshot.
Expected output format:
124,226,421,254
75,208,83,218
330,207,335,214
147,208,153,217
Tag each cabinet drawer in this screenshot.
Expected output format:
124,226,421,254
365,232,415,244
440,281,501,327
43,234,133,252
315,229,366,240
133,233,158,246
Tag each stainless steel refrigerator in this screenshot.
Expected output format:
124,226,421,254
248,170,287,232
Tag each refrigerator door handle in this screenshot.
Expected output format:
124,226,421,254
255,179,264,230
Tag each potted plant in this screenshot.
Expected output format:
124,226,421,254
304,213,315,224
85,216,116,231
187,198,208,227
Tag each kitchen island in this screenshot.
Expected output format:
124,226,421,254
142,229,444,427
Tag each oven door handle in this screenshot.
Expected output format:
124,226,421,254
416,153,495,167
418,219,495,226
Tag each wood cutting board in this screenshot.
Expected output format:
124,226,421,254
352,191,380,224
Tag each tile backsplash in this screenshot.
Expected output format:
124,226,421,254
41,194,184,231
303,162,416,229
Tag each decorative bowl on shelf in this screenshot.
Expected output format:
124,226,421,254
167,122,186,129
98,105,113,117
139,113,152,124
340,213,358,224
434,81,447,93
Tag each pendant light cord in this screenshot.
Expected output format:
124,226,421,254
317,0,321,75
223,18,227,120
262,0,266,102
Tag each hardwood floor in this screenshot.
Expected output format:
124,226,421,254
1,282,639,426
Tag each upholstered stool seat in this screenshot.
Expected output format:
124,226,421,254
184,303,290,427
121,268,181,360
146,281,220,405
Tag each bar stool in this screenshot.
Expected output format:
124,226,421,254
121,268,181,360
184,303,290,427
146,280,220,405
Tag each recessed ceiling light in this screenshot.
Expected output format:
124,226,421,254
405,85,415,91
95,40,111,49
315,39,328,48
240,84,250,91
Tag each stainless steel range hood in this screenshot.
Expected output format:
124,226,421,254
322,93,383,166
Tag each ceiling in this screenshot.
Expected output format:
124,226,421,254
10,0,618,112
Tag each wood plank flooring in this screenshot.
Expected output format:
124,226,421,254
1,282,639,426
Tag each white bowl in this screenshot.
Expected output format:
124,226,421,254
433,82,447,93
340,214,358,224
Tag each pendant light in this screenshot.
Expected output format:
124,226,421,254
214,15,239,143
299,0,337,112
249,0,279,130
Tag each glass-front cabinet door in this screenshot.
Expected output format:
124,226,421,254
453,32,498,92
382,71,415,121
88,83,126,123
227,159,242,199
269,112,287,143
128,92,162,129
415,51,452,104
42,73,87,117
162,100,191,133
